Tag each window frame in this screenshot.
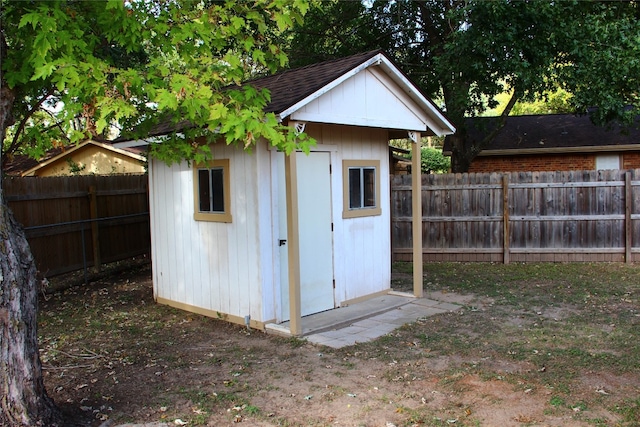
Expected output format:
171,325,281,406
193,158,232,223
342,159,381,218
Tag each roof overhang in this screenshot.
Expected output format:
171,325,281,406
112,134,178,149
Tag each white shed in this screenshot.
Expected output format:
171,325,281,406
119,51,455,335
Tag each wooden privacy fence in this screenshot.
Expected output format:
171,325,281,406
5,174,150,276
391,169,640,263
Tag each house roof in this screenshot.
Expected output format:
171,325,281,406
117,50,455,146
443,114,640,156
4,140,146,176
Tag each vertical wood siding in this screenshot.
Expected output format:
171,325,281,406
150,143,267,321
292,69,430,131
151,124,393,322
391,169,640,263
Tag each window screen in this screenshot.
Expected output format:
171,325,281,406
348,167,376,209
197,167,225,213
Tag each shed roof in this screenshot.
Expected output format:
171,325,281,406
120,50,454,143
443,114,640,156
250,50,384,115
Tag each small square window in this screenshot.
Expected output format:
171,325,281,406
348,167,376,209
343,160,381,218
197,168,225,213
193,159,231,222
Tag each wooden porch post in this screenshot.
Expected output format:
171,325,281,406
410,132,423,298
284,152,302,335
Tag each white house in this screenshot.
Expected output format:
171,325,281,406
116,51,455,335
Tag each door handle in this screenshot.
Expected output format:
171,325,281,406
279,239,287,246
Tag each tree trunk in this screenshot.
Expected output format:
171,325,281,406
448,132,473,174
0,202,63,426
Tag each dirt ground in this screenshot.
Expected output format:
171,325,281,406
38,264,639,427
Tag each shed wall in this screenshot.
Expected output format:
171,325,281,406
149,124,392,325
149,142,268,323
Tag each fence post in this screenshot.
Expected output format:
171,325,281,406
625,172,632,263
502,174,510,265
88,185,101,271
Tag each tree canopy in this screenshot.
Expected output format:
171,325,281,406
1,0,313,172
287,0,640,172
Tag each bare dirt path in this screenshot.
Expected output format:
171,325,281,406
39,264,639,427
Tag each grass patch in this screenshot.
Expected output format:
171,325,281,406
39,262,640,427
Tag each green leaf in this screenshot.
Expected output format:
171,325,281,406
155,89,179,110
208,103,228,121
18,12,41,29
31,63,57,81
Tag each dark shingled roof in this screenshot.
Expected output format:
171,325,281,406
3,152,43,176
246,50,384,114
443,114,640,155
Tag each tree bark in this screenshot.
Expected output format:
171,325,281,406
0,203,63,426
449,132,472,173
1,24,62,427
447,91,520,173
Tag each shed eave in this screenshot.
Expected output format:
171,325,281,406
113,134,181,149
375,59,455,136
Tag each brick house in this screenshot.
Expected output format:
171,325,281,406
443,114,640,173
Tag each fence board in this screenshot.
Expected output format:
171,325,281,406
5,174,150,276
391,168,640,263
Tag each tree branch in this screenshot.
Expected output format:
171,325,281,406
477,90,519,154
4,88,55,158
414,1,445,47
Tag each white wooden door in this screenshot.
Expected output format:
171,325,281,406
277,151,334,321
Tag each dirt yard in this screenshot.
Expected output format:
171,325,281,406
39,262,640,427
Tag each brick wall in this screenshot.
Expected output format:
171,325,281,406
623,152,640,169
469,153,596,173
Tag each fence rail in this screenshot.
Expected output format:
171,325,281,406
391,169,640,263
5,174,150,276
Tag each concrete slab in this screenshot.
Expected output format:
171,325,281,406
265,292,461,349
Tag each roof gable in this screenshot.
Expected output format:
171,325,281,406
286,66,441,132
248,50,454,136
6,140,145,176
